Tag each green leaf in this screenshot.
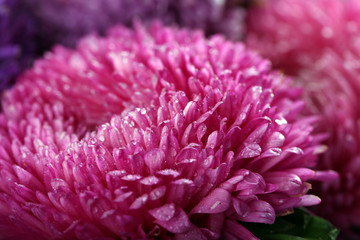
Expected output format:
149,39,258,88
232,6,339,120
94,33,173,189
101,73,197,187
242,208,339,240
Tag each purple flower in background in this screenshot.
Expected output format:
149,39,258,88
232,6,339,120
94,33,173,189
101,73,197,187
246,0,360,237
0,23,330,239
0,0,35,91
25,0,245,50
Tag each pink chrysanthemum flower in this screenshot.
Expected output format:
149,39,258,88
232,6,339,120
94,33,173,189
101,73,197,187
0,23,328,239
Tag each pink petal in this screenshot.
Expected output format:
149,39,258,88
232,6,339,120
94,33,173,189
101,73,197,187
190,188,231,214
150,204,192,234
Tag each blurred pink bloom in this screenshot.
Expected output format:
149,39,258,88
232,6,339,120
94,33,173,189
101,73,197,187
301,47,360,239
246,0,354,75
0,23,329,239
246,0,360,237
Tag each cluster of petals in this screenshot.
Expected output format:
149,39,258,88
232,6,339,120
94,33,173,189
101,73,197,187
246,0,360,236
24,0,245,50
0,23,327,239
0,0,35,91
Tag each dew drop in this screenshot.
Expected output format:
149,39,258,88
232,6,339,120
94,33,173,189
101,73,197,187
275,118,287,125
98,135,105,142
140,108,147,115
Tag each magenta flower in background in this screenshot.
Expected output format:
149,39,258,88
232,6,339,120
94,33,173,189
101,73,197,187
0,0,35,91
0,23,330,239
246,0,348,75
24,0,245,51
246,0,360,237
301,47,360,239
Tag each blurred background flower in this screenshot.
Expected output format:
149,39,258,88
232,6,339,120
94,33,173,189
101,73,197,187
0,23,328,239
300,47,360,240
0,0,35,91
24,0,246,52
246,0,348,75
246,0,360,238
